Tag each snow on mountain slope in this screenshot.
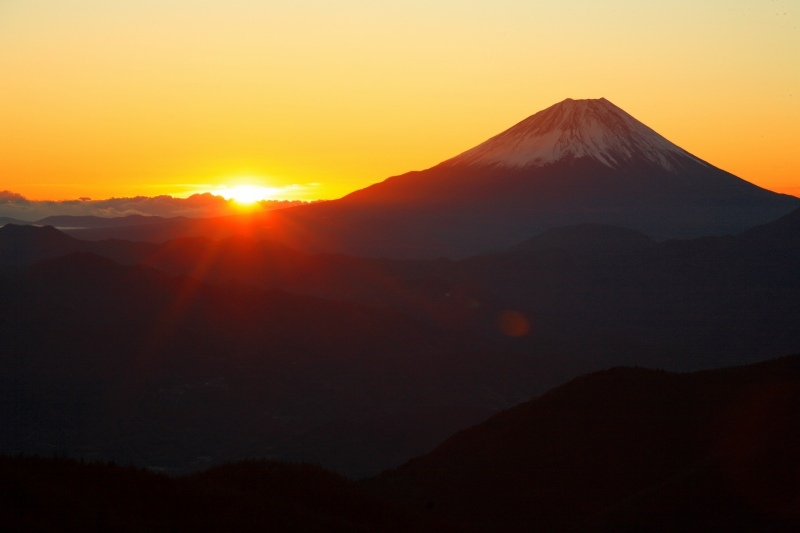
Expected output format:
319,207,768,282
442,98,709,172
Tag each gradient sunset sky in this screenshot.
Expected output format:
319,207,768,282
1,0,798,202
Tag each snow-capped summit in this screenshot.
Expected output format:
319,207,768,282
442,98,707,172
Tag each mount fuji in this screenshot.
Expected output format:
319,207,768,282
265,98,798,258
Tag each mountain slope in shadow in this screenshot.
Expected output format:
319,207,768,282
367,354,800,530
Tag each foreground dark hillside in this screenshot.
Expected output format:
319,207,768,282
368,354,800,530
5,354,800,531
1,456,455,531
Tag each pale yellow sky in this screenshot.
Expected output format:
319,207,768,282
1,1,798,201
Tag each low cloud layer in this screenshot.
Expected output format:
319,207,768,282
0,191,315,222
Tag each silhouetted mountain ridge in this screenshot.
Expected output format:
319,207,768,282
0,224,81,265
369,354,800,530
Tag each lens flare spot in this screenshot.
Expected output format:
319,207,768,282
498,310,531,338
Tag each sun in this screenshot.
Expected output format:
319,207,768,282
218,185,278,205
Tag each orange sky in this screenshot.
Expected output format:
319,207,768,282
1,1,798,201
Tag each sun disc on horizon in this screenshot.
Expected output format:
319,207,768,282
218,185,279,205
